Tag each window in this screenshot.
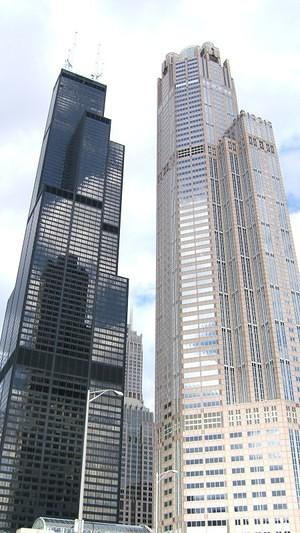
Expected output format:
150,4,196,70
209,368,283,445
207,506,226,513
232,467,245,474
207,494,226,501
234,505,247,512
230,432,242,438
273,503,287,509
204,434,223,440
253,504,268,511
205,469,225,476
249,454,263,460
233,480,246,486
270,465,283,471
206,481,225,488
250,466,264,472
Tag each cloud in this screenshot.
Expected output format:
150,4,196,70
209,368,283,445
290,212,300,261
280,139,300,208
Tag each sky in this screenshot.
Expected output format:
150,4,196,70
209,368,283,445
0,0,300,411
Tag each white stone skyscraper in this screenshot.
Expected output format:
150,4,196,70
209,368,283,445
124,322,143,401
120,323,153,527
156,43,300,533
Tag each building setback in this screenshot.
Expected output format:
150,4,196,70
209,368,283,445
0,69,128,531
119,323,153,527
156,43,300,533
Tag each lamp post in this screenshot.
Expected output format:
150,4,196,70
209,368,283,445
76,388,124,533
155,469,179,533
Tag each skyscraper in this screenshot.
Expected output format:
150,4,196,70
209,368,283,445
156,43,300,533
0,69,128,531
124,323,143,402
120,323,153,527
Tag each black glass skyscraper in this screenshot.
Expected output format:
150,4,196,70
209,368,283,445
0,69,128,531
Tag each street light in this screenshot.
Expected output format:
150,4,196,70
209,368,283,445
155,469,179,533
75,388,124,533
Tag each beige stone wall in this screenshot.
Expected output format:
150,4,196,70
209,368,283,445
156,45,300,533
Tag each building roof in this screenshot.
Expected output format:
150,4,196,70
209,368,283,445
32,517,151,533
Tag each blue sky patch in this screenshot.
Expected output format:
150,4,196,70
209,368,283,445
134,291,155,307
288,194,300,213
280,137,300,155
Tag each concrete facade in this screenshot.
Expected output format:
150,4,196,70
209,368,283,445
120,324,154,527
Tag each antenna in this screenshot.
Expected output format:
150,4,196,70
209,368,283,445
64,31,78,71
64,54,72,71
91,43,103,80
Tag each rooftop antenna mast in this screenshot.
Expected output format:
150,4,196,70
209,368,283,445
64,31,78,71
91,43,103,80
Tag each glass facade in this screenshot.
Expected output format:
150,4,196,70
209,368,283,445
0,69,128,531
